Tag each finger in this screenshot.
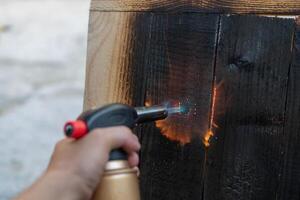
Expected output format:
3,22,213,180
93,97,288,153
127,152,139,167
89,127,140,154
131,134,139,142
133,167,140,177
119,134,140,155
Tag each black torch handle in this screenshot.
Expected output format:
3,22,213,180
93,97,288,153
78,104,138,161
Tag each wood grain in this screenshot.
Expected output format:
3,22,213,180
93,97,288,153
84,12,151,110
277,19,300,200
91,0,300,14
84,10,300,200
138,14,219,200
84,11,219,199
204,15,295,200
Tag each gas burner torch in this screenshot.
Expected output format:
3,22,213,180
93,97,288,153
64,103,184,200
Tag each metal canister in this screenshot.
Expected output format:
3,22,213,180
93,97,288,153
92,160,140,200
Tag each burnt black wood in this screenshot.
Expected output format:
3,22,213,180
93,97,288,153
127,13,299,200
277,21,300,200
204,15,295,200
133,14,220,200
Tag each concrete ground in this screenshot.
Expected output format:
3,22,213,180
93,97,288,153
0,0,90,199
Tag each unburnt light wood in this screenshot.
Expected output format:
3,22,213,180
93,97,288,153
91,0,300,14
84,12,151,110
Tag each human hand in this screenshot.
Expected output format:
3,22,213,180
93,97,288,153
15,127,140,200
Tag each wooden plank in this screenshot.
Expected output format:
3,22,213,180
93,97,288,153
204,15,295,200
84,10,299,200
84,11,219,199
90,0,300,14
277,18,300,200
84,12,151,110
139,14,219,200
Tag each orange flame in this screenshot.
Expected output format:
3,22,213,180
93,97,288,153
203,79,226,147
203,130,214,147
145,100,192,145
146,80,222,147
203,85,218,147
155,120,192,145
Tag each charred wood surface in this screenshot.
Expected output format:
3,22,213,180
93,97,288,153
84,9,300,200
138,14,219,200
205,15,295,200
277,19,300,200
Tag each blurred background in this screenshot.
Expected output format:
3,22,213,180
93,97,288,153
0,0,90,198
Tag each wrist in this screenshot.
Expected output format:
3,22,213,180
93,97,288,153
44,170,93,200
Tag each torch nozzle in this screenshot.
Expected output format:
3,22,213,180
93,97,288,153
135,105,168,123
135,104,184,123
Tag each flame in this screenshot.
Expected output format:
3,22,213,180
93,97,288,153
146,80,222,147
155,119,191,145
203,78,225,148
145,100,192,145
210,86,217,130
145,101,151,107
203,85,217,147
203,130,214,147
